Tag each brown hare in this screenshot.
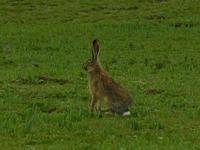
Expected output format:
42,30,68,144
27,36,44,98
84,39,133,116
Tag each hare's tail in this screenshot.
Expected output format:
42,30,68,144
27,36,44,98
122,111,131,116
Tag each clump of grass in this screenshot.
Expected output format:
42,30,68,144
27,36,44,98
149,119,164,130
131,120,142,130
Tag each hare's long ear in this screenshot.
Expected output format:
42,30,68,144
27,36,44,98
92,39,100,61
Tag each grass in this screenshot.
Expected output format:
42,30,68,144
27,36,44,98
0,0,200,149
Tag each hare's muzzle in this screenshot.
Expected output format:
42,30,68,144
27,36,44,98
83,59,94,71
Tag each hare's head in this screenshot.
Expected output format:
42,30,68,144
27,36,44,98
83,39,100,72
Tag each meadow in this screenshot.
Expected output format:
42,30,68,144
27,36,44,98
0,0,200,149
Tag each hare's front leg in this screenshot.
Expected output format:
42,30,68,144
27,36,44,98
90,95,98,112
96,97,104,112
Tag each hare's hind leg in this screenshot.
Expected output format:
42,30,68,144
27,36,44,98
109,102,129,115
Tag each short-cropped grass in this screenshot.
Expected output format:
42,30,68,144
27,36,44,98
0,0,200,149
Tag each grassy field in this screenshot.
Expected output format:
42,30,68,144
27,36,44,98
0,0,200,149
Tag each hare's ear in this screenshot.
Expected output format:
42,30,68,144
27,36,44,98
92,39,100,61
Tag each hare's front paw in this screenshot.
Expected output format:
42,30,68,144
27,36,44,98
104,111,115,116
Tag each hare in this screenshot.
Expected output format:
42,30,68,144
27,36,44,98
83,39,133,116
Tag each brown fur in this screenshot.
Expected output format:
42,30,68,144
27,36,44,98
84,39,132,115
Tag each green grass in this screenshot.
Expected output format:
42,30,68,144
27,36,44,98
0,0,200,149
